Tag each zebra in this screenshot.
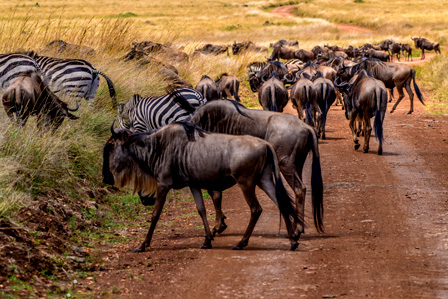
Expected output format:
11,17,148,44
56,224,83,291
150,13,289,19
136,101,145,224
117,87,206,133
29,53,116,107
247,61,267,75
0,53,41,91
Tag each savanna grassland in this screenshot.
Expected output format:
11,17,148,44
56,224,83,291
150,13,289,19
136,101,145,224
0,0,447,297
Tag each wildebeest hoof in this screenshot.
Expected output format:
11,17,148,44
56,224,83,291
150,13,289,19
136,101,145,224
354,143,361,150
407,111,413,115
377,149,383,155
232,245,243,250
390,109,395,114
322,135,326,140
290,242,299,251
200,244,212,249
133,247,145,253
363,147,369,153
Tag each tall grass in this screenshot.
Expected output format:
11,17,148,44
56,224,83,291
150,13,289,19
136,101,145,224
418,53,448,114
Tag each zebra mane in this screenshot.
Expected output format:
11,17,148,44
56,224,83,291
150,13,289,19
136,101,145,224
174,121,207,141
166,86,196,114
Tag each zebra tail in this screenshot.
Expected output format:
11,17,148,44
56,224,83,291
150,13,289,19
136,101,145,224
97,71,117,108
167,87,196,114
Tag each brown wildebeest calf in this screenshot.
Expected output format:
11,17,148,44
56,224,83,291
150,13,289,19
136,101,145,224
2,71,79,131
215,73,241,102
195,75,220,101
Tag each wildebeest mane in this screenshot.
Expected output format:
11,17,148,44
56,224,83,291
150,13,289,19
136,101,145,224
166,86,196,113
202,99,252,119
174,121,207,141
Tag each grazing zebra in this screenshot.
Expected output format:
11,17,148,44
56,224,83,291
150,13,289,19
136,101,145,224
0,53,41,90
117,87,206,133
29,53,116,107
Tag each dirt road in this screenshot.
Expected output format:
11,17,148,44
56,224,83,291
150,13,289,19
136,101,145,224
76,94,448,298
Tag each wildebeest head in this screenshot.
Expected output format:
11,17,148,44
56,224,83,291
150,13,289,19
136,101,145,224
102,121,158,197
248,71,262,92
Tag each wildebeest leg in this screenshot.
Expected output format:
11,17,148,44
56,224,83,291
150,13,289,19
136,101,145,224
388,88,394,103
207,190,228,236
313,105,322,138
224,88,233,100
134,187,169,252
281,167,306,236
190,187,214,249
362,115,372,153
233,81,241,102
258,172,298,249
233,184,262,250
405,83,415,114
421,49,425,60
349,113,360,150
390,85,405,113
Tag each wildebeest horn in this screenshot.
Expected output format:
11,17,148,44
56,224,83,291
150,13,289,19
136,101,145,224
110,119,119,137
67,100,80,111
333,77,348,89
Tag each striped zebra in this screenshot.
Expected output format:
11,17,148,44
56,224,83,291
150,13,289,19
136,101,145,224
117,87,206,133
0,53,41,90
30,53,116,107
247,61,267,75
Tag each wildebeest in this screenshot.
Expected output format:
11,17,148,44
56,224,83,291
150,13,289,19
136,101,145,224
44,40,95,56
129,41,189,64
312,71,337,139
294,49,315,63
215,73,241,102
103,122,303,251
411,37,441,59
290,74,321,134
388,41,402,62
271,40,299,48
334,70,387,154
363,49,390,62
194,44,229,55
195,75,220,101
401,43,413,61
257,73,288,112
248,61,289,92
337,59,424,114
2,71,79,131
190,100,324,236
269,45,296,61
232,41,267,55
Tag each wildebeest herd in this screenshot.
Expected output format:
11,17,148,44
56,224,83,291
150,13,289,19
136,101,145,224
0,36,439,251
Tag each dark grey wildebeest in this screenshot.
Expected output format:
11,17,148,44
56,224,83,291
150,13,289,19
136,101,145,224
257,73,288,112
103,122,302,251
311,71,337,139
401,43,413,61
336,59,424,114
2,71,79,131
269,45,296,61
195,75,220,101
215,73,241,102
190,100,324,237
334,70,387,155
363,49,390,62
388,41,402,62
295,49,315,63
411,37,441,59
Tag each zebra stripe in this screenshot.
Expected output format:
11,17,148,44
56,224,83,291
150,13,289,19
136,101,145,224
247,61,267,74
0,54,40,89
33,55,116,106
118,88,206,133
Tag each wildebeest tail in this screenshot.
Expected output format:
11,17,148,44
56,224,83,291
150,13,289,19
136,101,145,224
269,86,277,112
309,128,324,232
411,69,425,106
304,86,314,126
374,88,386,147
321,84,329,129
232,80,241,102
167,87,196,113
266,145,303,228
97,71,117,108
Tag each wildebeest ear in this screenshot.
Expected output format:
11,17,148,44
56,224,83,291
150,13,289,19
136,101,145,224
67,112,79,120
